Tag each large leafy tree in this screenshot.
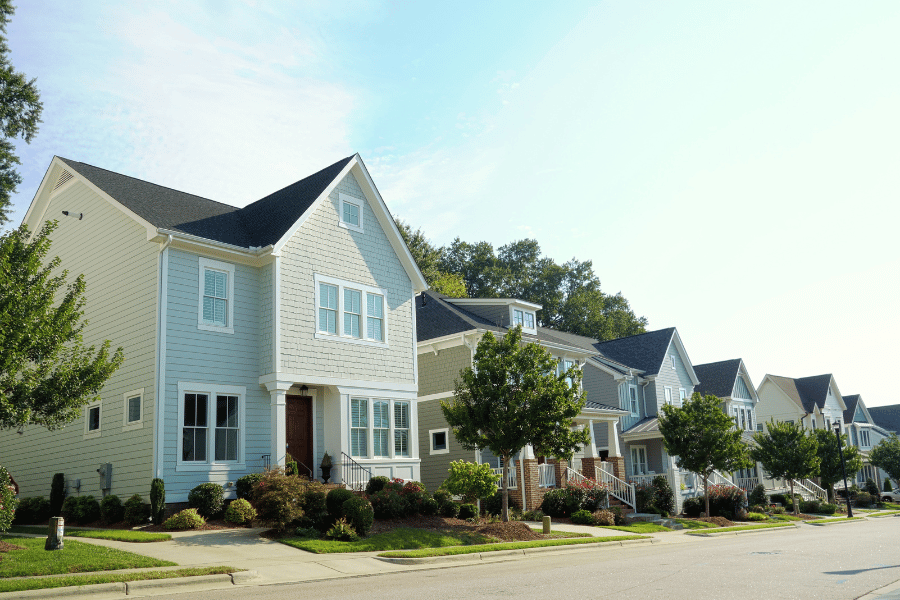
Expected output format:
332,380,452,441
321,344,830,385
813,428,862,503
0,222,124,429
0,1,43,225
751,421,819,515
395,219,466,297
659,393,751,517
870,434,900,492
441,326,589,521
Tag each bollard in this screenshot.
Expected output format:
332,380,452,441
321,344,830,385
542,515,551,534
45,517,64,550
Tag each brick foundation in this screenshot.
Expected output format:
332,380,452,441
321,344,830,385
581,457,598,479
605,456,626,480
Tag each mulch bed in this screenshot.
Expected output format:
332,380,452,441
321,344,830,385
696,517,735,527
369,515,543,542
0,541,24,552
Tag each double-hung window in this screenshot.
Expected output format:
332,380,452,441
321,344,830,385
198,258,235,334
177,382,245,470
123,388,144,430
351,398,368,457
84,400,102,438
664,387,672,405
315,275,389,345
629,385,639,416
215,395,239,461
860,428,871,447
182,393,208,462
394,402,410,457
631,446,648,476
373,400,390,457
349,397,412,459
679,388,686,405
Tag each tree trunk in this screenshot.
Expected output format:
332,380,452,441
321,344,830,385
827,483,835,505
501,454,510,522
789,479,798,516
704,473,710,518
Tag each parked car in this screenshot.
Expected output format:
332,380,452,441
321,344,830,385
881,490,900,503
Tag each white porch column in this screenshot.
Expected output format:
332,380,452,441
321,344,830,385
586,420,598,457
266,380,293,467
607,419,622,457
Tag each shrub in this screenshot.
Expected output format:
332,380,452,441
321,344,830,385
865,478,880,498
294,526,319,538
285,461,299,477
651,475,675,515
326,488,355,519
365,476,390,496
634,482,656,513
224,498,257,524
400,481,428,515
523,509,544,521
150,478,165,524
370,489,406,520
885,479,893,492
164,508,206,530
610,506,625,525
458,503,478,520
540,487,581,518
593,509,615,526
0,467,17,531
236,473,264,500
750,504,768,514
342,496,374,536
483,490,518,516
124,494,150,525
800,500,820,514
100,495,124,523
432,489,453,508
749,484,768,508
13,497,50,525
855,491,873,507
325,517,357,541
643,505,662,515
682,496,704,518
771,506,785,515
440,501,460,518
442,461,499,504
570,509,595,525
297,488,329,531
188,483,224,518
817,503,838,515
745,512,767,521
61,495,100,525
687,485,747,518
50,473,66,517
421,497,439,516
253,469,315,531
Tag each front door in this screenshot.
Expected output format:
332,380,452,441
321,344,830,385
286,394,313,473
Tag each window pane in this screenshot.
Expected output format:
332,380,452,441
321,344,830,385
374,429,389,457
196,394,207,426
373,401,389,428
195,429,207,461
513,310,523,325
214,298,226,325
351,429,367,457
215,428,226,460
89,406,100,431
204,270,217,297
367,293,383,318
395,402,409,429
525,312,534,328
128,396,141,422
184,394,196,427
182,429,195,461
202,297,215,322
351,398,367,427
395,430,409,456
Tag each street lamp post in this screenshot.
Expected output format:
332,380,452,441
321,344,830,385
834,423,853,518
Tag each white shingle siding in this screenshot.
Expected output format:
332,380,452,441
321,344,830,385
279,172,415,382
651,341,695,412
0,180,158,499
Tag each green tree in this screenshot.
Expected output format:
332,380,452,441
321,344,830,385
751,421,819,515
659,393,751,517
0,465,15,531
870,434,900,492
395,218,466,296
0,1,43,225
442,460,500,504
813,428,862,503
0,222,124,429
441,326,589,521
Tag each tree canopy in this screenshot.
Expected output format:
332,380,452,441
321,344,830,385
0,1,43,225
441,326,589,520
813,428,862,503
658,392,750,517
751,420,819,515
0,222,124,429
870,434,900,488
395,218,647,341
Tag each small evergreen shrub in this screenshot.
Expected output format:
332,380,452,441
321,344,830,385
365,476,390,496
124,494,150,525
750,504,768,514
326,488,355,519
745,512,767,521
236,473,264,500
865,478,880,498
593,509,615,526
817,503,838,515
285,461,298,477
483,490,518,516
855,492,873,507
771,506,785,515
369,488,407,520
50,473,66,516
610,506,625,525
682,496,704,518
440,501,460,518
13,497,50,525
458,503,478,519
100,494,124,523
421,497,439,516
749,484,768,508
61,495,100,524
341,496,374,536
540,488,577,517
800,500,820,514
570,509,595,525
164,508,206,530
225,498,257,524
651,475,675,515
325,517,357,541
188,483,224,518
297,488,329,531
884,479,893,492
432,489,453,508
150,478,165,524
523,509,544,521
634,482,656,513
294,526,319,538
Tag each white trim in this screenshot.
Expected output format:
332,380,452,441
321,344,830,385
260,372,418,395
664,387,673,405
429,428,450,455
446,297,542,310
122,388,144,431
197,257,235,334
314,273,389,346
418,391,456,402
510,306,537,334
273,257,281,373
628,384,639,417
339,192,364,233
176,381,247,471
348,395,412,460
83,399,102,439
154,242,170,478
411,287,418,387
630,444,648,476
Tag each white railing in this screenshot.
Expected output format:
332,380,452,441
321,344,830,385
628,473,657,487
570,457,582,473
709,470,737,488
538,463,556,488
735,477,760,492
597,464,636,509
492,466,518,489
566,467,589,485
796,478,826,502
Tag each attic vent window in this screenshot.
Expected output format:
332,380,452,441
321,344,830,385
53,170,74,191
339,193,364,233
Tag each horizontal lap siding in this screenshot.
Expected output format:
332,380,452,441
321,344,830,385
1,180,157,500
652,341,695,412
418,346,470,397
163,250,267,500
279,173,414,383
417,399,471,493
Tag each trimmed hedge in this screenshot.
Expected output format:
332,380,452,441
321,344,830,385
342,496,374,536
100,494,125,523
165,508,206,530
326,488,355,519
124,494,150,525
13,497,50,525
188,483,225,518
225,498,257,524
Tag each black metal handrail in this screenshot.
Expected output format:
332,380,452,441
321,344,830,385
341,452,373,491
296,461,314,479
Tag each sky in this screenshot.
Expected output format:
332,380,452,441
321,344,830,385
6,1,899,406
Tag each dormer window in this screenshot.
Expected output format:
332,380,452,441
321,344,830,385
339,193,364,233
512,307,536,332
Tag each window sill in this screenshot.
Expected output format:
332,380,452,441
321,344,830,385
83,431,101,440
122,422,143,431
315,331,388,348
430,448,450,455
175,462,246,472
339,221,364,234
198,323,235,335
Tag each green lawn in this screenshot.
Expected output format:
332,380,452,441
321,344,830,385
870,511,900,518
9,526,171,543
528,528,592,538
378,535,646,558
0,567,235,594
807,517,865,525
597,522,671,534
0,537,175,578
687,523,795,535
280,527,495,554
667,518,717,530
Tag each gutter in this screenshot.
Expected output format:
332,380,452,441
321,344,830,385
155,228,275,256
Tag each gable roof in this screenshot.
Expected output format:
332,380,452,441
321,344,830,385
57,156,354,248
693,359,743,398
868,405,900,435
592,328,676,376
842,394,862,425
765,374,836,414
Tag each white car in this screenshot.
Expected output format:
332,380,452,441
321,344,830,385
881,490,900,503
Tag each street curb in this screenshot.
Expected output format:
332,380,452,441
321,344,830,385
126,573,234,594
375,537,659,564
0,572,260,600
6,582,126,599
686,524,800,537
806,517,867,526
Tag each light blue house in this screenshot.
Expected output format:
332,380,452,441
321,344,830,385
6,154,427,505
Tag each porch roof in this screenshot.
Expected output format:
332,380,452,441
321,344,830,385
582,399,629,416
621,416,661,440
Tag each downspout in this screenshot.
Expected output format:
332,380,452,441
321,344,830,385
153,235,173,479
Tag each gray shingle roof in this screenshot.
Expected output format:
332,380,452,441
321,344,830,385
693,359,742,398
59,155,355,248
868,405,900,435
767,374,833,414
842,394,861,425
592,328,676,376
622,416,660,436
584,399,628,413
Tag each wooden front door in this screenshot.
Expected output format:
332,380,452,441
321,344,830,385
286,395,313,473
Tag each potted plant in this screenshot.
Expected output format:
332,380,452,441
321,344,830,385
320,452,333,484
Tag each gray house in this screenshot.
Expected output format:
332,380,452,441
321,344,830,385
4,154,427,504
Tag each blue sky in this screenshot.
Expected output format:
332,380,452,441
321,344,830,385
7,2,899,406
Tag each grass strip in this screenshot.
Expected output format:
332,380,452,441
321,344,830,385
0,566,237,594
528,528,592,538
688,523,795,535
9,526,171,543
596,522,671,534
807,517,865,525
280,527,494,554
870,511,900,518
667,518,717,530
378,535,646,558
0,537,175,578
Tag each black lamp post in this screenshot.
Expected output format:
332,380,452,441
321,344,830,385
834,423,853,518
